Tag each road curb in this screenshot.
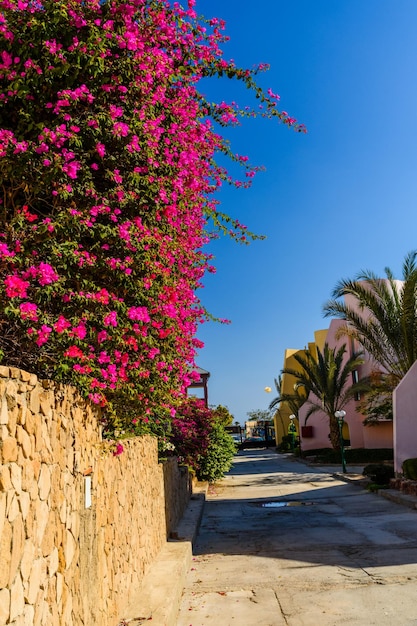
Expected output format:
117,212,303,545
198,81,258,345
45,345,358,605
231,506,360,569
379,488,417,510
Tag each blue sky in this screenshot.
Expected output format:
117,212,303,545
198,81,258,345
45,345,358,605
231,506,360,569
192,0,417,424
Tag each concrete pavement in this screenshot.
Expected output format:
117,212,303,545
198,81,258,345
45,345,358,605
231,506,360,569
177,449,417,626
120,449,417,625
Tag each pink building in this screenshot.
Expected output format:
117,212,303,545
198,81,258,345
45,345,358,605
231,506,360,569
393,361,417,473
282,314,393,452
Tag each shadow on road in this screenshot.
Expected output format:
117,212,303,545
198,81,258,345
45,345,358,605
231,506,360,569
193,449,417,571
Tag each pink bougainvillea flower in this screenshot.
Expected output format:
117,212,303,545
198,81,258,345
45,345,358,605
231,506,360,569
96,142,106,157
36,324,52,346
19,301,38,321
54,315,71,333
127,306,150,322
64,345,84,359
113,442,124,456
62,160,81,179
37,262,59,286
103,311,118,327
4,275,30,298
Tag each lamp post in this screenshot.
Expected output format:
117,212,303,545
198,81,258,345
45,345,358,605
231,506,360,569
334,410,347,474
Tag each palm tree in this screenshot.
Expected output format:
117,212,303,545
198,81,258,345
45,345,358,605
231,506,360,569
323,250,417,381
268,374,307,416
281,343,367,450
268,374,307,447
323,251,417,420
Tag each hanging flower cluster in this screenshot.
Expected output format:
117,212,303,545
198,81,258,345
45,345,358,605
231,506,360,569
0,0,305,432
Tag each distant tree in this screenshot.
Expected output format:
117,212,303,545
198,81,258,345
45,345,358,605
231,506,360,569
247,409,271,422
281,344,368,450
211,404,234,427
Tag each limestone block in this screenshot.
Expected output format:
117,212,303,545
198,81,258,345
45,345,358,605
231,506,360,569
0,365,9,377
35,500,49,545
0,587,10,624
0,520,13,589
6,405,18,437
10,462,22,493
56,572,63,605
0,492,5,540
29,387,40,415
49,467,64,508
0,464,12,490
34,599,49,626
41,510,56,557
17,446,25,467
0,396,8,425
7,493,20,523
6,380,18,407
39,391,53,417
34,419,44,454
48,547,59,577
63,529,77,571
9,367,22,380
24,505,35,540
20,539,36,582
15,389,27,407
2,437,18,462
19,369,32,383
59,501,66,525
27,558,43,605
23,603,35,626
28,374,37,386
0,424,8,444
24,409,35,435
38,464,51,501
62,591,73,626
19,491,31,521
32,459,41,481
46,575,58,609
21,461,35,497
69,511,80,540
10,573,25,622
17,426,32,459
9,514,25,587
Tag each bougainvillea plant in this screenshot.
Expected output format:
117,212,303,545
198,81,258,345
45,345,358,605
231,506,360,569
0,0,305,434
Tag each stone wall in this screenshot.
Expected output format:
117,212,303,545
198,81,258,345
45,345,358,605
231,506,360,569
0,366,191,625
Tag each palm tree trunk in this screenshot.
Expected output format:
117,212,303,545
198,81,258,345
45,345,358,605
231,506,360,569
329,415,341,451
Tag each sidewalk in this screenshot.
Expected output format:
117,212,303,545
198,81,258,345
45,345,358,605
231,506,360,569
119,451,417,625
297,456,417,511
119,483,208,626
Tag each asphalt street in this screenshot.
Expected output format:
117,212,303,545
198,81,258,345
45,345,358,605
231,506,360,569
177,449,417,626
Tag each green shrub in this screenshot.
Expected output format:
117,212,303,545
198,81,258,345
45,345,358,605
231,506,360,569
278,435,299,452
363,464,395,485
307,448,393,464
196,423,237,483
402,458,417,480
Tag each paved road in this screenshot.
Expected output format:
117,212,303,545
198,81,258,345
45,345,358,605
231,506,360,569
177,449,417,626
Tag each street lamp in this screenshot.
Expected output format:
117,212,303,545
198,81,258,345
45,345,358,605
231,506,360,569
334,410,347,474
